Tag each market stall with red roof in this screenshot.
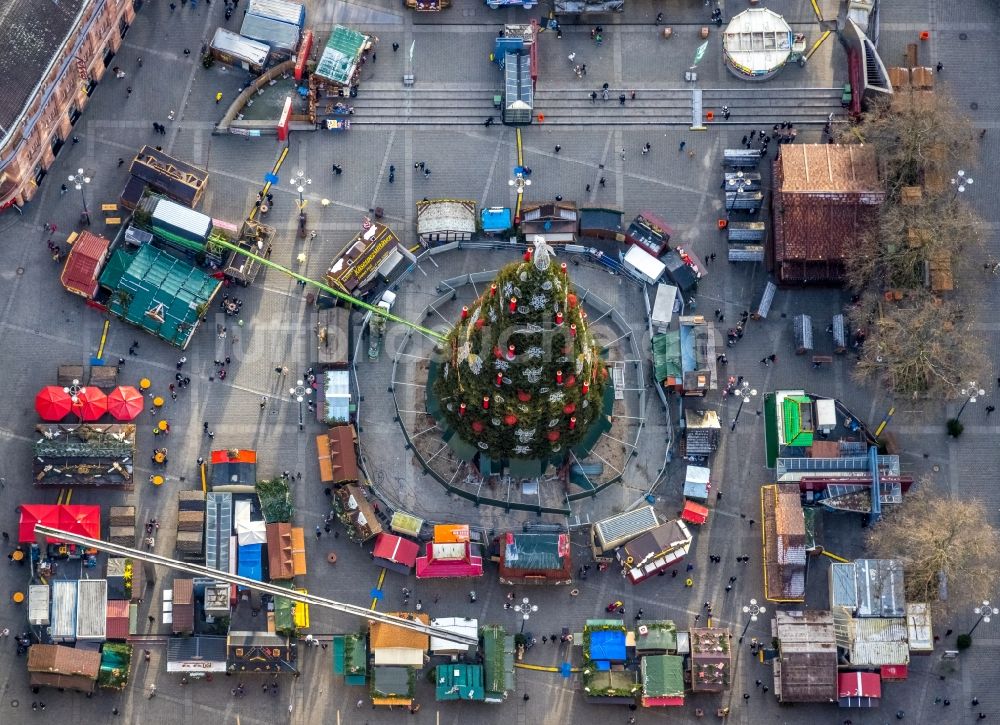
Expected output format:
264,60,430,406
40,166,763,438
837,671,882,708
372,533,420,575
19,505,101,543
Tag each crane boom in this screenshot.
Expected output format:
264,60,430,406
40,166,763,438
33,525,478,647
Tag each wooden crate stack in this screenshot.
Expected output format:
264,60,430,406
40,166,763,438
108,505,137,546
176,490,206,562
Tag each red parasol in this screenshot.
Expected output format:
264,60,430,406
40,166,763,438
106,386,144,421
35,386,73,421
73,386,108,421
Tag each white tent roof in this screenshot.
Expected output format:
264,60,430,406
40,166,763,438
430,617,479,653
236,519,267,546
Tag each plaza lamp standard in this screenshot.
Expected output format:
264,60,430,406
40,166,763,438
969,599,998,636
739,598,766,643
730,380,757,432
290,379,312,431
513,596,538,634
67,168,91,225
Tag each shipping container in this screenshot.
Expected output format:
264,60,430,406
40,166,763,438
151,197,213,248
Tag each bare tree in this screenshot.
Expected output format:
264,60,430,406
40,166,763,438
866,486,1000,621
845,192,985,292
837,88,977,199
849,292,985,398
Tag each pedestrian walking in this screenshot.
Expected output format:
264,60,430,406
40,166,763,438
598,176,606,187
554,145,561,153
620,147,625,160
678,140,686,152
523,693,530,701
986,405,995,416
602,88,609,101
215,91,223,104
936,61,943,72
126,86,132,97
392,42,399,52
590,91,597,103
722,105,730,119
761,357,769,366
315,526,322,539
585,184,591,192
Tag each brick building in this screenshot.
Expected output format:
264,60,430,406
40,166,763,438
770,144,884,285
0,0,138,211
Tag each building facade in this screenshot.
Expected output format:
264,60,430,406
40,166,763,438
0,0,139,211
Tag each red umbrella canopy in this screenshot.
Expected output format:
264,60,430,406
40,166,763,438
73,386,108,421
35,386,72,421
106,386,144,421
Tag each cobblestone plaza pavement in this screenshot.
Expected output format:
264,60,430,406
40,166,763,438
0,0,999,723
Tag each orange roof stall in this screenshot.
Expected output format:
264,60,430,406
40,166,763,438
290,527,307,576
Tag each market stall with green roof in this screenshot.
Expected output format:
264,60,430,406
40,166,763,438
98,244,221,349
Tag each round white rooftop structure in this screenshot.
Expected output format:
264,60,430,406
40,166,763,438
723,7,793,81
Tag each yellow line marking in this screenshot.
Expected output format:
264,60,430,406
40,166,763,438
821,550,850,563
515,663,581,673
370,567,386,610
200,463,207,494
96,319,110,360
57,489,65,505
65,488,72,504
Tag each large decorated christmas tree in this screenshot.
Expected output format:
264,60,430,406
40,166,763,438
433,239,607,461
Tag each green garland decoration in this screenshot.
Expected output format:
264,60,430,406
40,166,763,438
433,247,608,460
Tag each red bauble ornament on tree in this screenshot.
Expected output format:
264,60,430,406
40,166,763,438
475,318,485,330
504,414,517,426
565,375,576,388
563,403,576,415
567,294,578,309
471,421,484,433
517,390,531,402
546,430,561,442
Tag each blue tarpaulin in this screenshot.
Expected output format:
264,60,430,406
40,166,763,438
238,544,263,588
589,629,626,663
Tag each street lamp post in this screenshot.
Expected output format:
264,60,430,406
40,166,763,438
508,168,531,225
67,168,91,225
739,598,766,643
513,596,539,634
951,169,974,201
730,380,758,432
63,378,83,424
289,379,312,431
970,600,998,636
292,170,310,238
955,382,986,422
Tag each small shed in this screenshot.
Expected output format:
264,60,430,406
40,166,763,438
316,424,358,483
683,465,711,501
416,199,477,245
210,28,270,73
481,207,512,234
772,610,838,703
60,230,110,299
622,245,665,285
27,644,101,693
172,579,195,635
626,211,672,257
241,3,303,57
578,207,625,242
430,617,479,657
436,663,485,701
690,627,731,693
650,283,678,333
316,307,350,369
372,533,420,575
906,602,933,654
76,579,108,642
332,632,368,685
520,201,579,244
683,409,721,456
50,579,78,642
640,654,685,706
266,522,295,580
29,584,50,626
369,612,429,667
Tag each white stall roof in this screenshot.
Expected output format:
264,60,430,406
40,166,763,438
624,245,666,284
430,617,479,653
651,283,678,328
211,28,270,66
29,584,50,626
724,8,793,73
814,399,837,430
76,579,108,641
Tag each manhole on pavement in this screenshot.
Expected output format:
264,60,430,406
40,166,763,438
15,267,23,275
